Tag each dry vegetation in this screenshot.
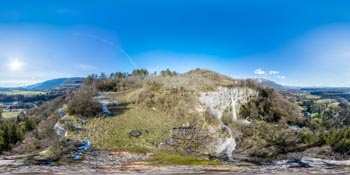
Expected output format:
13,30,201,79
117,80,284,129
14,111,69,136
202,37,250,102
11,68,350,164
73,107,184,153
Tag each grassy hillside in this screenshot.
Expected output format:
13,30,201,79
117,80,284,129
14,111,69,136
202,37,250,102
12,69,350,164
74,107,182,152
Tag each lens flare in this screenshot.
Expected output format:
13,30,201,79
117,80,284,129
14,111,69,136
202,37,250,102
8,58,24,71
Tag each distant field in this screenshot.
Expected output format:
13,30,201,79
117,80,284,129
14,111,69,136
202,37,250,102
0,89,45,96
1,111,20,119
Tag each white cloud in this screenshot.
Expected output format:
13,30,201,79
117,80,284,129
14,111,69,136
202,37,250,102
277,75,286,79
254,68,266,75
268,70,279,75
254,68,286,80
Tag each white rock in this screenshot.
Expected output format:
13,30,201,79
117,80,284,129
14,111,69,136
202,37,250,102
54,122,67,138
199,87,259,160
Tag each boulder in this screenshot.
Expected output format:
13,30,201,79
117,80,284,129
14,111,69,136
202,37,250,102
53,122,67,138
129,130,142,138
33,146,61,164
57,107,66,118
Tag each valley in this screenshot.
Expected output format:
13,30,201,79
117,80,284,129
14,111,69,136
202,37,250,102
0,78,83,120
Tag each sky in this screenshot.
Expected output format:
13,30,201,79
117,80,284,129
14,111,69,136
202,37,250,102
0,0,350,87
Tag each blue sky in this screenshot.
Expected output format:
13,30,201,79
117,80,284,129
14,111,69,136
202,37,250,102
0,0,350,87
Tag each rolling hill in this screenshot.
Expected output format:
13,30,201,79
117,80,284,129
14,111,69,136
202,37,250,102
24,77,84,91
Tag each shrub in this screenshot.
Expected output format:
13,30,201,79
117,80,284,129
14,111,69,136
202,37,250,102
67,86,101,117
132,69,149,77
160,69,177,77
23,117,37,131
320,128,350,154
299,128,321,145
239,87,304,125
0,119,32,152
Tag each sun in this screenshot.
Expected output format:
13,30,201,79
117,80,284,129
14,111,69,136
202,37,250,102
8,58,24,71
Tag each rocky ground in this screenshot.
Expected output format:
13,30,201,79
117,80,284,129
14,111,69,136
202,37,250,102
1,161,350,175
0,151,350,175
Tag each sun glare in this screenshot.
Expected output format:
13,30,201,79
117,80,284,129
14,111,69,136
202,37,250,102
8,59,24,71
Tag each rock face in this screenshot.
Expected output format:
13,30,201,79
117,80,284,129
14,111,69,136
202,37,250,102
199,87,259,160
53,122,67,138
199,87,259,121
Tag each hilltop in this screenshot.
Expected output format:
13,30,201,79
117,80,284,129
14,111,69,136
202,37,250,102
1,68,350,170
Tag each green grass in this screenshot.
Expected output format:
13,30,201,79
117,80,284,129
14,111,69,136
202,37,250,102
0,90,45,96
2,111,20,119
73,106,185,153
149,151,221,165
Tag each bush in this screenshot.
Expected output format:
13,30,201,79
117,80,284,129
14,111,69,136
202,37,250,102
23,117,37,131
239,121,302,158
160,69,177,77
321,128,350,154
239,87,304,125
67,86,101,117
132,69,149,77
299,128,321,145
0,119,33,152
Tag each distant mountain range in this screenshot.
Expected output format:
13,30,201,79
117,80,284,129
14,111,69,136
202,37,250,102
1,76,348,93
254,78,288,91
24,77,84,91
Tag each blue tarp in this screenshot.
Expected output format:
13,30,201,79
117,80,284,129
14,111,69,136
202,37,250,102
72,139,92,160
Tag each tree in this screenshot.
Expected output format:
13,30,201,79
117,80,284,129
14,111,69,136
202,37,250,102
99,73,108,80
132,69,149,77
160,69,177,77
67,86,102,117
84,74,98,86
